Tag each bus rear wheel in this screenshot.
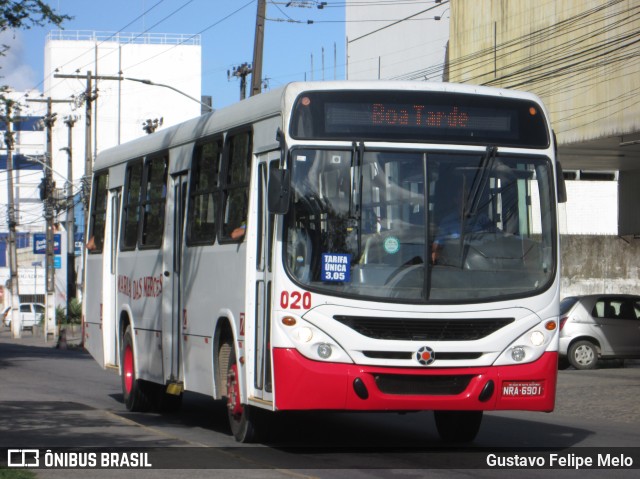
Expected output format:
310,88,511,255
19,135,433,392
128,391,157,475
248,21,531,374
434,410,483,443
121,326,153,412
224,342,259,443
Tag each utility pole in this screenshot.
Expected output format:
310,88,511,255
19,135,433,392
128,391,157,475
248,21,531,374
63,115,77,311
250,0,267,97
54,72,106,229
28,97,72,341
227,63,253,100
42,99,57,341
1,99,21,339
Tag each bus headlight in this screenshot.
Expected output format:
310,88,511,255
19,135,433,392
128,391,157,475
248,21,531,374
296,327,313,343
317,343,332,359
511,346,526,362
494,319,558,366
278,315,353,364
530,331,545,347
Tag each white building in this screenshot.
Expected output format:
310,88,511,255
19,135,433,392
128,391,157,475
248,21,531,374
44,31,204,189
346,0,450,82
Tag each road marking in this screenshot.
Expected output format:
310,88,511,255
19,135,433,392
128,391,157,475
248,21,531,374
101,409,318,478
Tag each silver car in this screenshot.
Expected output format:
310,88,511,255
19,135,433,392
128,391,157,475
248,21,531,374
559,295,640,369
2,303,45,330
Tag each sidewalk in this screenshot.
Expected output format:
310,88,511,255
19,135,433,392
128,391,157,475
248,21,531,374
0,323,83,349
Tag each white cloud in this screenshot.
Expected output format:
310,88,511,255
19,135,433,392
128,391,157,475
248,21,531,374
1,30,38,91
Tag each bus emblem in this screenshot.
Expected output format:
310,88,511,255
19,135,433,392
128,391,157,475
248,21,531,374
416,346,435,366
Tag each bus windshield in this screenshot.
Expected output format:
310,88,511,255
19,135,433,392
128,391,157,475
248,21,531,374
284,148,555,303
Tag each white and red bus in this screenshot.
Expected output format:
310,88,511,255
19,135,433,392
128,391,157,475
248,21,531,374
84,81,565,443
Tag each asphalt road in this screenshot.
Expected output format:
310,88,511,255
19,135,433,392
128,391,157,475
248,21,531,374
0,328,639,478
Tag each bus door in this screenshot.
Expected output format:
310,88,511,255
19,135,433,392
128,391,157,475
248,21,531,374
162,172,188,388
84,173,109,368
104,188,121,367
252,156,278,402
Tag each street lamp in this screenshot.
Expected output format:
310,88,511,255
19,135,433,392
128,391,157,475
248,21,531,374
124,77,213,112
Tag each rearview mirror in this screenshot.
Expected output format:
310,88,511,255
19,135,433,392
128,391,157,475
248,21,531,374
268,169,291,214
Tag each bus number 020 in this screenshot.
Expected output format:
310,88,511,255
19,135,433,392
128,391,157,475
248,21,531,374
280,291,312,310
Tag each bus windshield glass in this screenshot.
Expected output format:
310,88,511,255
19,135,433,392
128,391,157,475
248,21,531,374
284,148,555,303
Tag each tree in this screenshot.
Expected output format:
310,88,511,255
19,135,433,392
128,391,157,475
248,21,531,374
1,0,71,94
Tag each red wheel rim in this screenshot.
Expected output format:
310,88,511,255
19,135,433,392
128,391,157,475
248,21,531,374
123,344,134,393
226,363,243,418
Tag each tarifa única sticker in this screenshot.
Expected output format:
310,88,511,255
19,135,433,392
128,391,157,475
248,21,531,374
383,236,400,254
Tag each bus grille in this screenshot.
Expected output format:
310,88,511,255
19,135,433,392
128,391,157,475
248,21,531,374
334,316,514,341
362,351,483,360
374,374,474,395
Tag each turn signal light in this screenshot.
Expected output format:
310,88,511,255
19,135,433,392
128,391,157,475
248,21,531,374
282,316,297,326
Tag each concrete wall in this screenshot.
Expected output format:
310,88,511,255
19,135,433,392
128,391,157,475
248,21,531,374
561,235,640,297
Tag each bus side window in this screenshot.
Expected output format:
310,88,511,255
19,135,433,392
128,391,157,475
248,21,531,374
121,160,143,251
221,130,252,241
88,172,109,254
187,138,222,245
140,155,168,248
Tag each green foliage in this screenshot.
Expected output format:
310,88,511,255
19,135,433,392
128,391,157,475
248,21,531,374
68,297,82,323
1,1,71,95
0,467,37,479
0,1,71,32
56,298,82,324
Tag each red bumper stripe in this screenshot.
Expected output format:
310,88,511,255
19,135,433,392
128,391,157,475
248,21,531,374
272,348,557,412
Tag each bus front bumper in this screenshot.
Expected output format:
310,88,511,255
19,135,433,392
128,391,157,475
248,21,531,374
272,348,557,412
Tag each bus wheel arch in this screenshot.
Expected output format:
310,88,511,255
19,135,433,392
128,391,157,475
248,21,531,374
213,317,234,398
214,317,260,443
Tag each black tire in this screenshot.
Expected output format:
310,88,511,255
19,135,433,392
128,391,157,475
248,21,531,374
557,356,571,370
121,326,153,412
223,341,259,443
434,411,483,443
568,340,598,370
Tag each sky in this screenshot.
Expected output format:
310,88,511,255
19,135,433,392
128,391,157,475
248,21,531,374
2,0,346,109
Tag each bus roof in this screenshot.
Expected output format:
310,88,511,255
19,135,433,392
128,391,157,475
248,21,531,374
93,81,547,171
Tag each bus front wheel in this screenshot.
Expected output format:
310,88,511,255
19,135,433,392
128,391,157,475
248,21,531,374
434,410,483,443
224,342,259,443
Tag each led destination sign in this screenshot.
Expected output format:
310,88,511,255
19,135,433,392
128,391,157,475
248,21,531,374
290,90,549,148
328,103,512,133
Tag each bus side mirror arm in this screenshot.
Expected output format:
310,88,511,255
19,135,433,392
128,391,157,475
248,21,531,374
553,131,567,203
268,169,291,214
556,161,567,203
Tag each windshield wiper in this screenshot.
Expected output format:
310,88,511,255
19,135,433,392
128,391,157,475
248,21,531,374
465,145,497,218
351,141,365,260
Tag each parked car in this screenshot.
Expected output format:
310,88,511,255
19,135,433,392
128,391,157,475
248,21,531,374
2,303,45,330
559,294,640,369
